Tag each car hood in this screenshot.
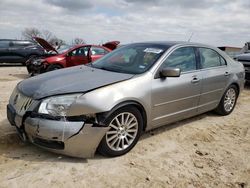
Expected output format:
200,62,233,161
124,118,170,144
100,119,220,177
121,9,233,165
17,65,134,99
33,37,58,54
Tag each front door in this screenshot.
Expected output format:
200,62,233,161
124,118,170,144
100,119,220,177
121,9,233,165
151,47,202,127
66,46,90,67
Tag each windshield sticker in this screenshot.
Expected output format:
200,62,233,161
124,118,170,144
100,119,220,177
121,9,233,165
144,48,163,54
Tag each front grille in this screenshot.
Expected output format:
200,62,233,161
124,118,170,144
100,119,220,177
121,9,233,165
10,88,34,116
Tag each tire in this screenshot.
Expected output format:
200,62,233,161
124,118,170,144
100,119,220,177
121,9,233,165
215,85,238,116
98,106,143,157
46,64,62,72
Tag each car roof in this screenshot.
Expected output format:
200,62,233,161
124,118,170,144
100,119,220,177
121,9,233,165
126,41,215,49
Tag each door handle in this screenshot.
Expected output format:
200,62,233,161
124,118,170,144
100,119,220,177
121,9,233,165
191,77,200,83
224,72,229,76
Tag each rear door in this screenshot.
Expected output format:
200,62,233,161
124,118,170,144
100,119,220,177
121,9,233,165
90,46,109,62
197,47,229,113
151,46,202,127
66,46,90,67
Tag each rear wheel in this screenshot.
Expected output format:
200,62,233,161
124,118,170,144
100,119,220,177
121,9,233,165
215,85,238,115
98,106,143,157
46,64,62,72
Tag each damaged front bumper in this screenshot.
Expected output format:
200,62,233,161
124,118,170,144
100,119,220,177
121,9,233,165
7,104,109,158
26,58,47,75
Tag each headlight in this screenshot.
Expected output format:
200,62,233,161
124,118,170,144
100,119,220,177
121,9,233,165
38,94,82,116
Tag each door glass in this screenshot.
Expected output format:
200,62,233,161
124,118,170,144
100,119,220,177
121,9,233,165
9,41,14,48
0,41,10,48
69,47,89,56
91,47,108,55
14,41,33,48
220,56,227,65
162,47,197,72
199,48,221,68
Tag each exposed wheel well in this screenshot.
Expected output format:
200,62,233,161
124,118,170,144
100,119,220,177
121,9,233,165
47,63,63,68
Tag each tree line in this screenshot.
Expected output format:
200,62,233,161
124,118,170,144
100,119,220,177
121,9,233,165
21,27,85,46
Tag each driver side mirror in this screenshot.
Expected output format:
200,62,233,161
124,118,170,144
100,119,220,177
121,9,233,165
160,67,181,78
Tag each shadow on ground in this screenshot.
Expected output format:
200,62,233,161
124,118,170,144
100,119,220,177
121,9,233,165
9,73,29,79
0,110,216,162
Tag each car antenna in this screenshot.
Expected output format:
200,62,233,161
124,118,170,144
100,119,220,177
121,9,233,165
188,32,194,42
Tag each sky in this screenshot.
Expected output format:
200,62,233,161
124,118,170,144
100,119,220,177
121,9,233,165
0,0,249,47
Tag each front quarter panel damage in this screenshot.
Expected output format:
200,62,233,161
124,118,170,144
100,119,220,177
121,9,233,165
66,74,152,126
24,116,109,158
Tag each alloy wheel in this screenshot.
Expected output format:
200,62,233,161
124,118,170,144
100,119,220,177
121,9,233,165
224,88,236,112
106,112,138,151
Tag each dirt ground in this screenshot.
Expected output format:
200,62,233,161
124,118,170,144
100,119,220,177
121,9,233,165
0,67,249,188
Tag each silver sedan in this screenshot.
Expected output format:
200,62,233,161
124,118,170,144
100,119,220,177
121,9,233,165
7,42,245,158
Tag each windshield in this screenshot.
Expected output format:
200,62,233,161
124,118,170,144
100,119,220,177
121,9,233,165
57,45,72,54
91,44,168,74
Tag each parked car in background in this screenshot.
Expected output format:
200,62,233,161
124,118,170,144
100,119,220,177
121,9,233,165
7,41,245,158
234,53,250,82
26,37,120,75
0,39,45,65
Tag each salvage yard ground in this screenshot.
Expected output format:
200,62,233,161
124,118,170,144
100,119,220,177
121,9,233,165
0,67,249,188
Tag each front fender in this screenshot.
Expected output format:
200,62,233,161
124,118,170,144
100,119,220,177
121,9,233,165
67,74,152,125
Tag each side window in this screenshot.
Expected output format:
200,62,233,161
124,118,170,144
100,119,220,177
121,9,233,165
69,47,89,56
9,41,14,48
14,41,33,48
162,47,197,72
199,48,224,68
0,41,9,48
220,56,227,66
91,47,108,55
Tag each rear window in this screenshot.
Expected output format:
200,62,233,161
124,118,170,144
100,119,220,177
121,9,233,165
199,48,226,69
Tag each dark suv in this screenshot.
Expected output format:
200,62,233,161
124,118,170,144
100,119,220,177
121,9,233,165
0,39,45,64
234,53,250,82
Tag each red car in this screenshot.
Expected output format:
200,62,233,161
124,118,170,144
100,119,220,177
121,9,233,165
26,37,119,75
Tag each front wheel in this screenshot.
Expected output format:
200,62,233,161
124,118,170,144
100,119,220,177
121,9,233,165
98,106,143,157
46,64,62,72
215,85,238,115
